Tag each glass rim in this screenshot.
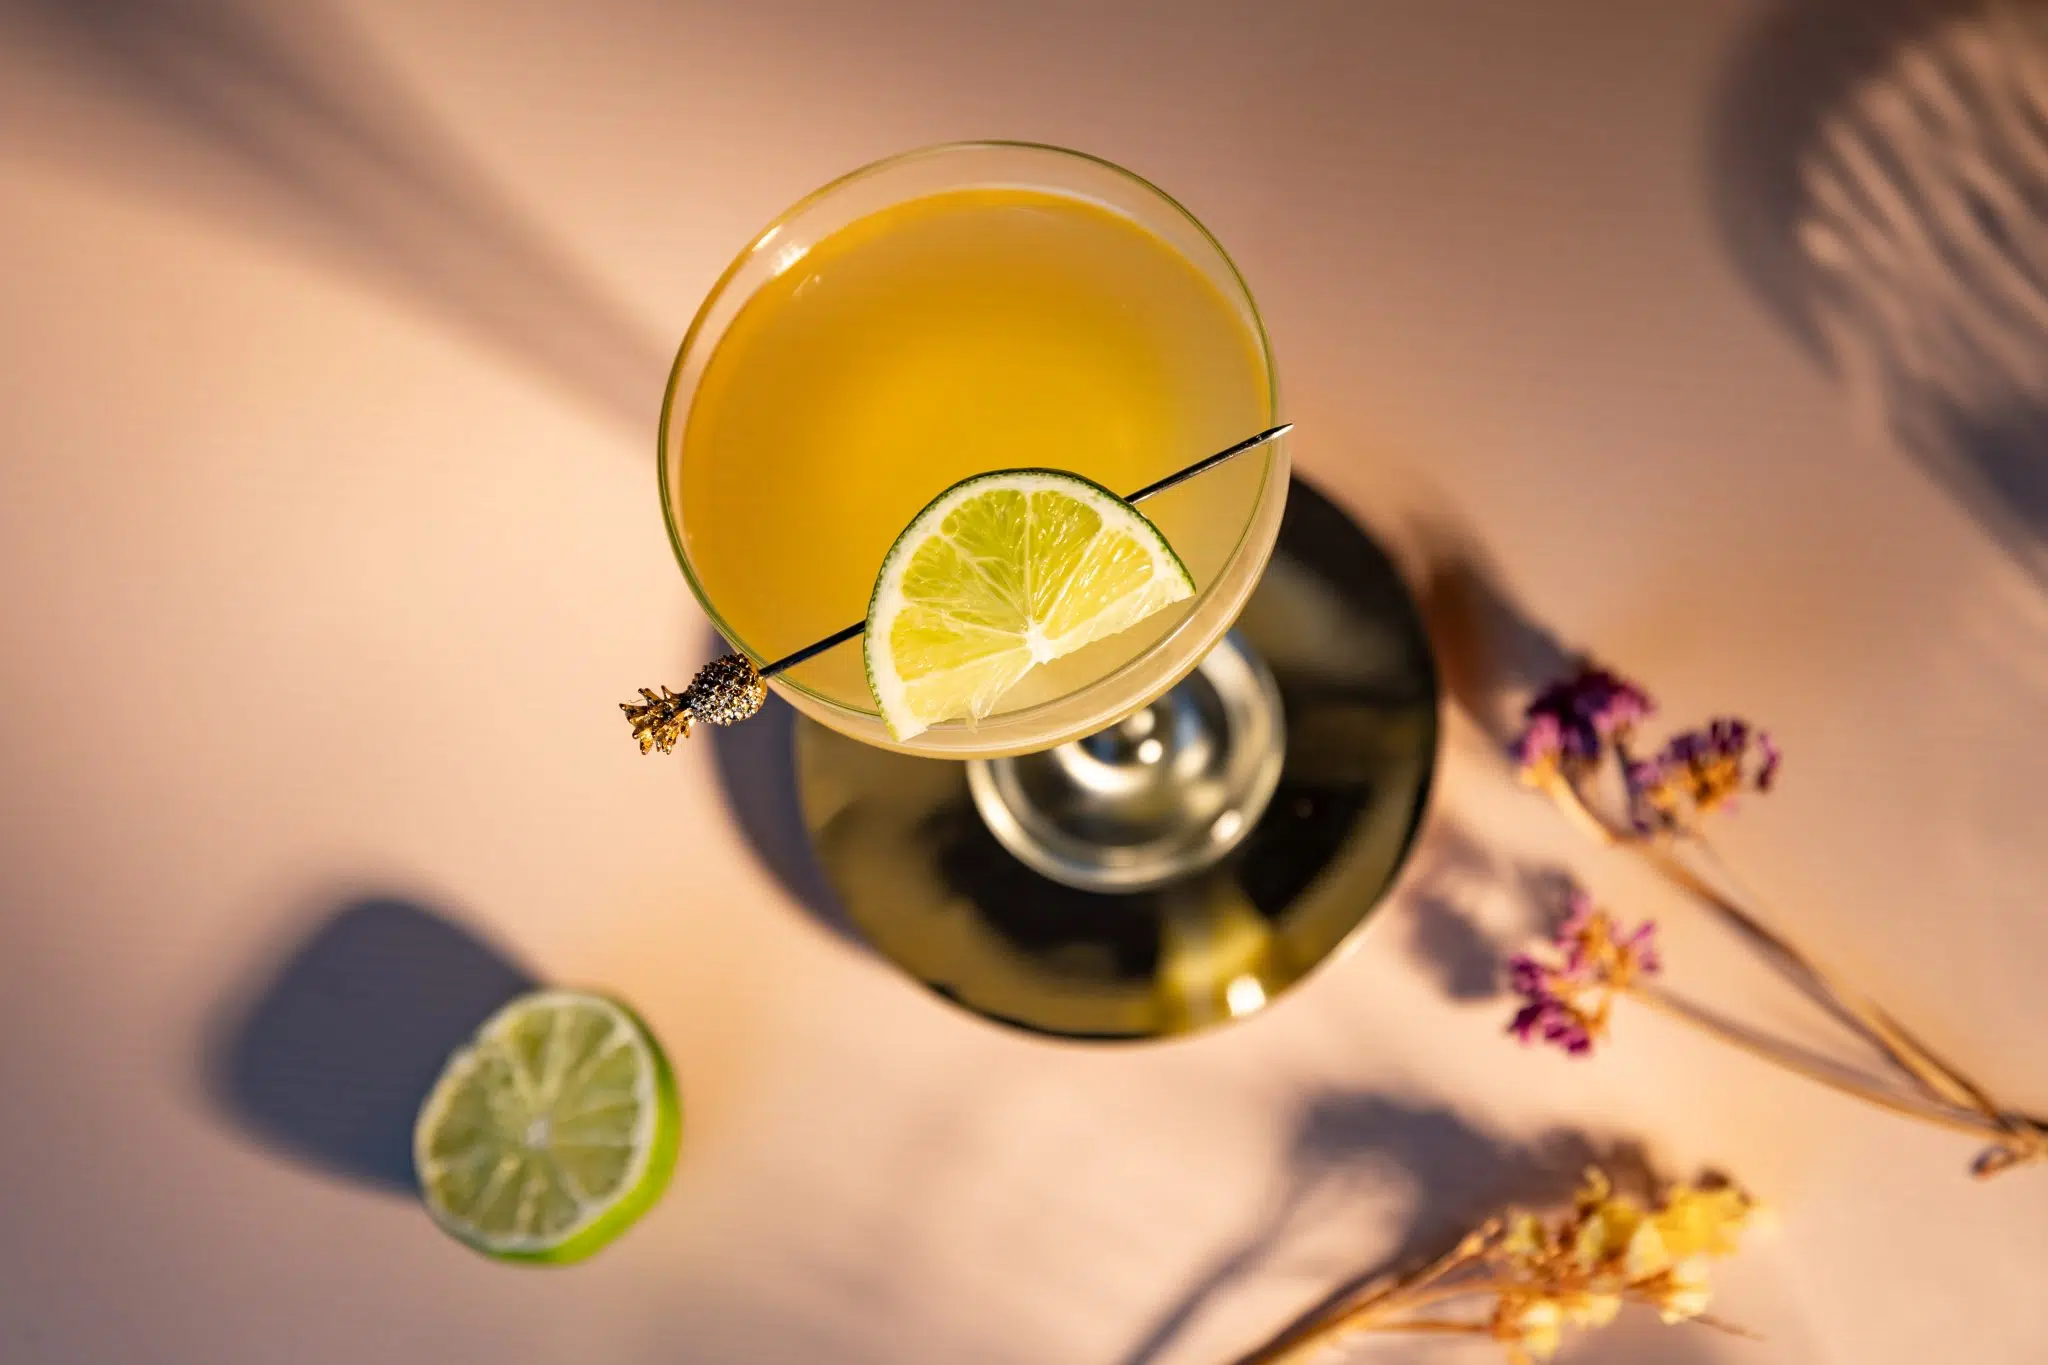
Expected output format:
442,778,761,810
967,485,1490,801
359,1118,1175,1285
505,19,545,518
658,140,1285,748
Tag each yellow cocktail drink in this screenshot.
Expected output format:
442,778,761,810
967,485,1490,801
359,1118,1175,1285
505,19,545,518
677,185,1270,715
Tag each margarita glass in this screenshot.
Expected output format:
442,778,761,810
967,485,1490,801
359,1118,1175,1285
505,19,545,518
660,142,1288,762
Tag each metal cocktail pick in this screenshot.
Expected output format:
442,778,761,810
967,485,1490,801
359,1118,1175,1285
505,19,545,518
622,423,1293,754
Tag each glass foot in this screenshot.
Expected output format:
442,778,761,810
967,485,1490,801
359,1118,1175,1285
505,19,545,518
787,478,1440,1040
965,634,1285,893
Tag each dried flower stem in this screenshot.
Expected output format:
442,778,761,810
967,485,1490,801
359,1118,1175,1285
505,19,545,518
1235,1284,1503,1365
1686,838,2003,1120
1237,1262,1749,1364
1534,768,1618,848
1643,1306,1762,1342
1541,769,2047,1175
1232,1228,1495,1365
1627,987,2004,1142
1639,836,1973,1109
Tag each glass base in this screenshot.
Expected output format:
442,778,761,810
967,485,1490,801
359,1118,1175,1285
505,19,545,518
965,634,1284,893
785,478,1440,1040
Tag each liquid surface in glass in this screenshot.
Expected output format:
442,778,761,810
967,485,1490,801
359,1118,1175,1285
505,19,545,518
680,186,1270,712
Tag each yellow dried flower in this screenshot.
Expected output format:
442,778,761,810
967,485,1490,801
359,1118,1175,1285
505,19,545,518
1497,1289,1618,1361
1494,1294,1564,1362
1571,1190,1647,1272
1485,1168,1755,1356
1653,1259,1714,1324
1256,1166,1758,1365
1500,1211,1548,1264
1653,1183,1754,1260
1622,1219,1672,1279
1562,1291,1622,1328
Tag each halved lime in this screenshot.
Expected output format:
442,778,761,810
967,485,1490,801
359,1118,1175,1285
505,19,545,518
865,469,1195,741
414,990,680,1264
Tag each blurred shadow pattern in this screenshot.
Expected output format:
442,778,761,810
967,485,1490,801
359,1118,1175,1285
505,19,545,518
1714,0,2048,586
1398,820,1515,1003
1118,1093,1652,1365
1413,531,1575,746
707,679,863,947
204,895,538,1192
0,0,668,430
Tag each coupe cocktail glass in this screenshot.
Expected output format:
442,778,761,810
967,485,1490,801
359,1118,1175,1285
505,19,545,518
661,142,1290,892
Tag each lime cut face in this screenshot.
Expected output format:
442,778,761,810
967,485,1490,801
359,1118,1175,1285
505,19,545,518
414,990,680,1263
864,470,1194,741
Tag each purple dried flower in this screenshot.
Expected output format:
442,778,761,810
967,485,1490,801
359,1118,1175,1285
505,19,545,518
1504,892,1660,1058
1549,1014,1595,1056
1512,712,1567,773
1756,731,1782,792
1510,665,1655,782
1507,952,1551,998
1629,716,1781,831
1619,921,1661,975
1557,887,1599,939
1510,997,1594,1055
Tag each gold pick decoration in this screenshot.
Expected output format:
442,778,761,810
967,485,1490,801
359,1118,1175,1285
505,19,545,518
621,654,767,754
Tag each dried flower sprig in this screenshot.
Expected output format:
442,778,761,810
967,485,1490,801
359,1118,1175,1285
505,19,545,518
1511,667,1655,787
1507,893,1660,1056
1507,663,2046,1178
1235,1168,1760,1365
1627,719,1780,834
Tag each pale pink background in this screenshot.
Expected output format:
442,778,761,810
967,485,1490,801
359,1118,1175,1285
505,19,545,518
1,2,2043,1363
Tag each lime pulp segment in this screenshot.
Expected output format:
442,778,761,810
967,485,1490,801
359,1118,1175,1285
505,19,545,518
414,990,680,1263
864,469,1195,741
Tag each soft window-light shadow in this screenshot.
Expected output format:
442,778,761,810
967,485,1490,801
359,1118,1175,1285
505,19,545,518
1116,1093,1652,1365
1712,0,2048,588
1407,891,1500,1003
1412,531,1575,747
1516,863,1583,927
1397,820,1547,1004
702,630,864,947
202,894,539,1192
708,691,864,948
0,0,669,432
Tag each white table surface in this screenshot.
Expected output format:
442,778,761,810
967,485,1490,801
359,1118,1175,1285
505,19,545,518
2,2,2043,1362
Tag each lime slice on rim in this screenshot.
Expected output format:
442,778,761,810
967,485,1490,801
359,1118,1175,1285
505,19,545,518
414,990,680,1264
864,469,1195,741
